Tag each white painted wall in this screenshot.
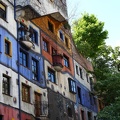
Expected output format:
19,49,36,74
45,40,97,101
20,75,48,116
0,0,17,38
45,60,76,102
0,64,19,108
16,0,68,19
74,60,91,90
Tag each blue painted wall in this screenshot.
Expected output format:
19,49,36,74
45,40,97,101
76,79,98,113
0,27,46,88
19,47,46,88
0,27,18,71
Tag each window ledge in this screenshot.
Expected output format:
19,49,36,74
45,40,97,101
5,53,12,57
20,64,29,69
22,100,31,104
0,18,8,23
3,93,12,97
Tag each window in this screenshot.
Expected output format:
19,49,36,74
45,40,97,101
20,50,28,67
22,84,30,103
68,107,72,117
50,0,54,2
43,38,48,52
93,97,96,105
5,39,12,56
0,35,1,52
48,21,54,33
19,23,27,38
29,27,38,44
81,110,85,120
94,116,96,120
68,78,76,93
0,115,3,120
87,112,92,120
86,73,89,82
89,93,93,105
65,36,69,48
77,87,82,104
76,65,79,75
32,58,38,81
59,30,64,41
0,2,6,20
34,92,41,117
2,75,10,95
52,48,57,55
48,68,56,83
79,67,83,79
63,55,69,67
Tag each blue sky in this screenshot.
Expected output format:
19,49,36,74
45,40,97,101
67,0,120,48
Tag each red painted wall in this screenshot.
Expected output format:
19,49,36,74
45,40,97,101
0,104,33,120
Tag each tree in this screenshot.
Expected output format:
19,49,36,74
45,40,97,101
72,13,108,58
72,13,120,119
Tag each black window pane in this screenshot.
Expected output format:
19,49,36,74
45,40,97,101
30,27,38,44
20,50,28,67
64,56,69,67
48,21,54,32
5,41,10,55
68,78,76,93
48,68,55,83
0,3,6,20
32,59,38,81
2,75,10,95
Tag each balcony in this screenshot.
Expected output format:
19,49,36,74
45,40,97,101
18,26,35,50
16,0,68,20
52,54,63,72
16,0,41,20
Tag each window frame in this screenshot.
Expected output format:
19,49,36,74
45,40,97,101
0,115,3,120
0,2,6,21
63,55,69,68
77,87,82,104
43,38,49,52
86,73,89,83
48,21,54,33
29,27,38,44
76,65,79,75
52,47,57,55
32,58,38,81
4,39,12,57
59,30,64,41
34,92,42,117
2,74,10,96
20,50,28,67
65,36,69,48
48,68,56,83
22,83,30,103
81,110,85,120
79,67,83,79
67,107,72,118
68,78,76,94
19,23,28,38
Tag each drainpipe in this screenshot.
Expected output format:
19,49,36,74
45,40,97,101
14,0,21,120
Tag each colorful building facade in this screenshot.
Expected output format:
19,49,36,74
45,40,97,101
0,0,98,120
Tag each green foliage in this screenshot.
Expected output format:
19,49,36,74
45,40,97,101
72,13,120,119
97,97,120,120
72,13,108,58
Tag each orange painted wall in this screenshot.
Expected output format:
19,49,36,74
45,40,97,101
41,31,74,76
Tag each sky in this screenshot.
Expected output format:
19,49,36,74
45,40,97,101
66,0,120,48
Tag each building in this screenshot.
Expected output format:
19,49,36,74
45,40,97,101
72,44,98,120
0,0,98,120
